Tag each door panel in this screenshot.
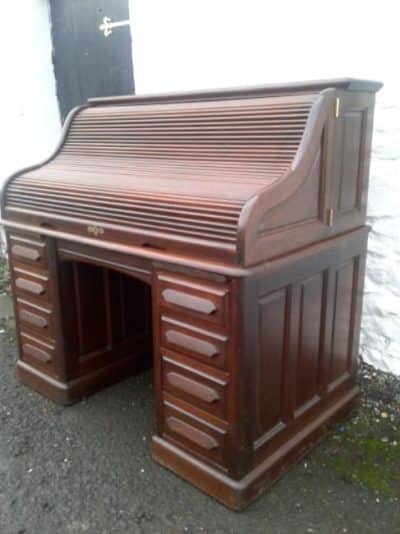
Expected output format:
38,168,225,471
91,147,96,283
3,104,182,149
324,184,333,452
50,0,134,121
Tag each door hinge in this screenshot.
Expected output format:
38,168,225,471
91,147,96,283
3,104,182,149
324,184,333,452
334,97,340,118
326,208,334,227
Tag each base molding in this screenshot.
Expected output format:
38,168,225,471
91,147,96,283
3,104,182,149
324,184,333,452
16,354,149,405
152,386,359,510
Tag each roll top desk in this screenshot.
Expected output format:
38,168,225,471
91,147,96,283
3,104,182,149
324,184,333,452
1,78,382,509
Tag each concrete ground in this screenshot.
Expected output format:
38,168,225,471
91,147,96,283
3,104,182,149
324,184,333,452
0,320,399,534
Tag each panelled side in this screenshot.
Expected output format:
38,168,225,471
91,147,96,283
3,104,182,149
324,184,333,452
243,229,368,465
329,91,376,231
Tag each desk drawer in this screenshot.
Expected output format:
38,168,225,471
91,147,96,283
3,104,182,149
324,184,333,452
162,401,228,468
9,234,47,268
13,267,50,303
157,272,229,327
161,316,228,369
20,331,55,369
162,356,228,420
16,298,54,338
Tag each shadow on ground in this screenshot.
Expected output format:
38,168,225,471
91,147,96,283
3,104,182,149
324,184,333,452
0,321,399,534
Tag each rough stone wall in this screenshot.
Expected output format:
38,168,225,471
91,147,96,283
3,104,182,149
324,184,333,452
360,95,400,374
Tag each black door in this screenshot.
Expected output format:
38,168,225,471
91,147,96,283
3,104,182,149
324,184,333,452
50,0,134,121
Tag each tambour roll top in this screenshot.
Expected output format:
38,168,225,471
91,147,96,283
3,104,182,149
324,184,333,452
2,78,382,266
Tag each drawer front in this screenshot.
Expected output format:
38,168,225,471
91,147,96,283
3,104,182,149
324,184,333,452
161,316,228,369
157,272,229,327
13,267,50,303
16,298,54,338
162,356,228,420
162,402,227,467
20,331,55,369
9,234,47,268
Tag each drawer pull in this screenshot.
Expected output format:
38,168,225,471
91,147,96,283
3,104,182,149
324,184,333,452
165,330,219,358
16,278,45,295
166,372,220,403
22,343,52,363
162,289,216,315
11,244,41,262
166,416,219,450
19,310,48,329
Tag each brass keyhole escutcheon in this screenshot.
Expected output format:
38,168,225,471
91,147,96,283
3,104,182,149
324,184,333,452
87,225,104,237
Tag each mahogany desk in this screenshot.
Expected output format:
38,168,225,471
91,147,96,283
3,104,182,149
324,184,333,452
1,78,382,509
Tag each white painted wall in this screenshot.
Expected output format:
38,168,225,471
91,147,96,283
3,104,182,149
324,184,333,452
129,0,400,374
0,1,61,185
0,1,398,374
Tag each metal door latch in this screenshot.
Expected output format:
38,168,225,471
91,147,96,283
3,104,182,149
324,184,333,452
99,17,130,37
326,208,334,227
334,97,340,118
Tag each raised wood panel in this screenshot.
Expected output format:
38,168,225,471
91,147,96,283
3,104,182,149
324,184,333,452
74,262,109,354
58,260,80,373
338,110,365,212
58,260,153,377
252,235,366,454
107,269,125,344
259,150,323,234
109,271,151,344
329,261,355,386
294,273,324,415
255,288,287,442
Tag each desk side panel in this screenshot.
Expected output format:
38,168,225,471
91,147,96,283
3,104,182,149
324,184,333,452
242,90,377,266
242,228,367,468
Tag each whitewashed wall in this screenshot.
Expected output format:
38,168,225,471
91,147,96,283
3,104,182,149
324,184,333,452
1,1,398,374
0,1,61,185
129,0,400,374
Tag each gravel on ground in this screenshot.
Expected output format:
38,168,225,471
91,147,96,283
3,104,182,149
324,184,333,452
0,318,399,534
